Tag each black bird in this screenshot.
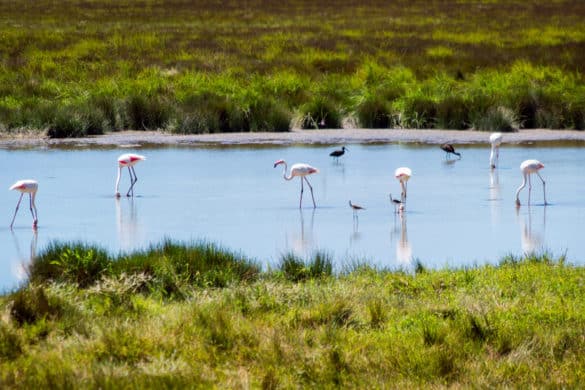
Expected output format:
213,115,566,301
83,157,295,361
440,143,461,159
349,200,365,218
389,194,403,214
330,146,348,160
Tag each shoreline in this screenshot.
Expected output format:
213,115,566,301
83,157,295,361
2,128,585,148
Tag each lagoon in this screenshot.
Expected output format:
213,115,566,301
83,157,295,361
1,142,584,291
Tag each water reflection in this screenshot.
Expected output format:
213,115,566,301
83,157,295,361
286,209,315,254
115,197,143,251
517,205,547,255
489,169,501,225
11,230,37,282
396,213,412,264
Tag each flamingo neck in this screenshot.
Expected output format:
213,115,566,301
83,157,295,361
115,167,122,192
489,146,496,166
515,172,527,201
281,162,293,181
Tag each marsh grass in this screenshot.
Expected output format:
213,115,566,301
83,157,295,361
1,245,584,387
2,1,585,135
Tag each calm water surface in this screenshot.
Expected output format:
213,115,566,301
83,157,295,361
1,142,584,291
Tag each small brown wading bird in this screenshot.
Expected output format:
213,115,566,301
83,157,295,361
440,143,461,159
9,179,38,230
329,146,348,161
274,160,319,208
348,200,365,217
116,153,146,198
515,159,547,207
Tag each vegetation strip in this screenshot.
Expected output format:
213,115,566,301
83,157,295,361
1,240,584,387
2,1,585,136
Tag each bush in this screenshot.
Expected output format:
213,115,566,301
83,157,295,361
471,106,518,132
297,96,342,129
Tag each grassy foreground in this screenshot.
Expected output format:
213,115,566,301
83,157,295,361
1,241,584,388
1,1,585,136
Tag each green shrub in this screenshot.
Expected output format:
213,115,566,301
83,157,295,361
296,96,342,129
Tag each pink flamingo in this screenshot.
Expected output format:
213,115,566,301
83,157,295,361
394,167,412,201
115,153,146,197
489,132,503,169
274,160,319,208
515,159,547,206
9,179,38,229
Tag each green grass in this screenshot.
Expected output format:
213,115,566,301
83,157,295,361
1,0,585,135
1,242,584,387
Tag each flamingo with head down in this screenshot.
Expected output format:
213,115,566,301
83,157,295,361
515,159,547,206
115,153,146,198
9,179,38,230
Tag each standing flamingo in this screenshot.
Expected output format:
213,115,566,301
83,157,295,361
440,143,461,159
274,160,319,208
489,132,503,169
394,167,412,201
9,179,38,229
115,153,146,197
515,159,547,206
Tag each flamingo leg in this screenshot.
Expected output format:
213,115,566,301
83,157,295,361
29,193,38,228
536,171,547,205
126,166,138,197
10,193,24,229
527,174,532,205
299,177,304,208
304,177,316,208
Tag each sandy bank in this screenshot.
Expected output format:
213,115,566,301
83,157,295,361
1,129,585,148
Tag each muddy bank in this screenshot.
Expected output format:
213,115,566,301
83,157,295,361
2,129,585,148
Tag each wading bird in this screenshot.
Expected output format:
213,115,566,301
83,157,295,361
9,179,38,229
329,146,348,161
115,153,146,198
394,167,412,201
515,159,547,206
349,200,365,217
389,193,403,213
274,160,319,208
489,132,503,169
440,143,461,159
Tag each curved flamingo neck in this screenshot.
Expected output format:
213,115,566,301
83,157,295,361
115,167,122,192
489,146,496,166
515,172,527,201
281,162,293,181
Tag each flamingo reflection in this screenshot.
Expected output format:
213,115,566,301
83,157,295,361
516,204,547,255
393,212,412,264
115,197,143,251
489,169,501,225
11,230,38,282
285,209,316,254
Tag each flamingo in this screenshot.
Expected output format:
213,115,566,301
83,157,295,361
274,160,319,208
330,146,348,161
394,167,412,201
115,153,146,197
489,132,503,169
440,143,461,159
515,159,547,206
9,179,38,229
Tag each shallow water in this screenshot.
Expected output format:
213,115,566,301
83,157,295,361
1,142,584,291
